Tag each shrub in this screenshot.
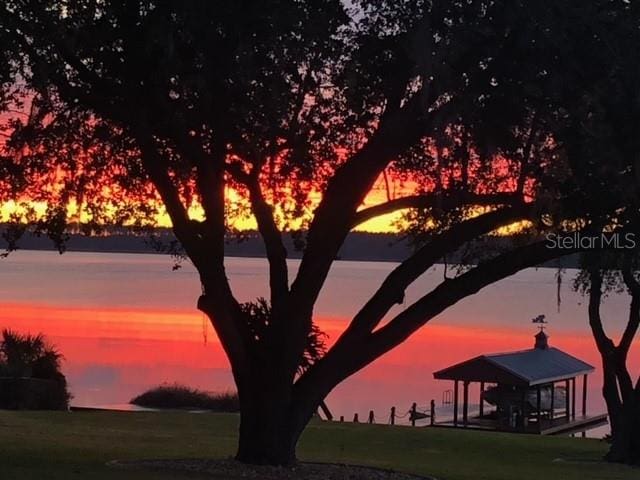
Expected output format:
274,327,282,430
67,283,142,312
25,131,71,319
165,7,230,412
130,384,239,412
0,329,71,410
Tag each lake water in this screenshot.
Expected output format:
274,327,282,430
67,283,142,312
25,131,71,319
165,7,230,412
2,250,638,435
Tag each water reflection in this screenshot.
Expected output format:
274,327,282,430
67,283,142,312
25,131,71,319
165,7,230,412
1,251,638,435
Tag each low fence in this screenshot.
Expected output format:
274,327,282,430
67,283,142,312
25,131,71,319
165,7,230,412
333,400,437,427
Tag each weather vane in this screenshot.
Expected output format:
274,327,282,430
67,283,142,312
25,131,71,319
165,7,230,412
532,314,547,332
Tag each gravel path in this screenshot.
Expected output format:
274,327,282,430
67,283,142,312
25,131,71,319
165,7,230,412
108,458,436,480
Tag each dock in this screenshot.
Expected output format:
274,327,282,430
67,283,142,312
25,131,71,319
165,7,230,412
431,329,609,436
434,412,608,436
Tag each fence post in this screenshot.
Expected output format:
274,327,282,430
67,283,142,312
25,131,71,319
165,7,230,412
368,410,375,424
390,406,396,425
339,415,344,422
353,413,359,423
430,399,435,426
411,402,417,427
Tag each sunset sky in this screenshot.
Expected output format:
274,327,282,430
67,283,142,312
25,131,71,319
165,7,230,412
0,172,408,233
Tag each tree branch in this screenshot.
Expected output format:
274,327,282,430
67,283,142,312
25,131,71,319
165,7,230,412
352,192,524,228
135,134,199,255
4,4,123,108
517,111,540,195
367,240,575,359
225,160,252,185
136,132,251,384
224,157,289,309
616,295,639,401
338,204,533,341
246,175,289,308
585,257,629,425
295,238,578,413
291,93,433,316
588,265,614,356
620,262,640,355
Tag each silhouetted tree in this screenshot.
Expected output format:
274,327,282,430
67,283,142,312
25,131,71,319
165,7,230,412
0,329,70,409
0,1,637,464
572,254,640,466
566,4,640,465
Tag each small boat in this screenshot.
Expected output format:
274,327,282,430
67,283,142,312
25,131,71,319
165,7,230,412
482,384,567,412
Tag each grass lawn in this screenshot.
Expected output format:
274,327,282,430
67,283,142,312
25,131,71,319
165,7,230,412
0,410,637,480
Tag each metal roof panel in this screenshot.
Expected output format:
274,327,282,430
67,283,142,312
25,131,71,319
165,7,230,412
433,347,594,386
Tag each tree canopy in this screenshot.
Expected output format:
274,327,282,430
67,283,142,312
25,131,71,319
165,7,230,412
1,0,639,465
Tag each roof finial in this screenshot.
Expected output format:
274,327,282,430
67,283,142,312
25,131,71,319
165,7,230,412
532,314,549,349
532,314,547,332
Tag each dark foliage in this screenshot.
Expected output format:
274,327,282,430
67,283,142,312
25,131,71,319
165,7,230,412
131,384,239,412
240,298,327,375
0,329,71,410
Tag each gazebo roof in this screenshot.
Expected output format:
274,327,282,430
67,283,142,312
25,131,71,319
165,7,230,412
433,342,594,387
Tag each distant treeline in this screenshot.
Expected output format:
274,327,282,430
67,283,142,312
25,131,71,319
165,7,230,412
0,227,580,268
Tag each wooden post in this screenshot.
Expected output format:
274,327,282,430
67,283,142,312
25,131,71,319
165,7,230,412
479,381,485,418
571,377,576,420
353,413,359,423
463,381,470,427
453,380,459,427
582,374,588,417
411,402,417,427
581,374,588,437
565,379,570,420
550,382,555,420
319,401,333,421
368,410,375,424
390,406,396,425
430,399,435,426
536,386,542,431
340,415,344,422
520,389,527,430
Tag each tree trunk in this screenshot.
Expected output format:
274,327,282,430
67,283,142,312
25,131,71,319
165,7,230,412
606,398,640,465
587,265,640,466
593,340,640,465
601,355,623,438
234,368,309,466
236,398,298,465
199,292,318,466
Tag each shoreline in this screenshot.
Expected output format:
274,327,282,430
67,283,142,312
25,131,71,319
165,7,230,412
3,246,579,269
1,233,580,268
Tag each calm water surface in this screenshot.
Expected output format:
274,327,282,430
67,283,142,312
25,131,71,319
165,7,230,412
2,250,639,434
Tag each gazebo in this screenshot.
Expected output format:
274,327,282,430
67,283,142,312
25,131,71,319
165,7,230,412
433,330,608,435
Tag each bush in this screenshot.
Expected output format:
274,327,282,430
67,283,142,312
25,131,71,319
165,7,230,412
0,329,71,410
130,384,239,412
